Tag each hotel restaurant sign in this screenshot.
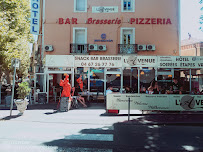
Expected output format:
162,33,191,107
30,0,40,35
92,6,118,13
107,94,203,111
45,55,203,69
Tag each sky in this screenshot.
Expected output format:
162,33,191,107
181,0,203,40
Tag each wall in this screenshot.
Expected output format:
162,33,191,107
43,0,180,56
181,43,202,56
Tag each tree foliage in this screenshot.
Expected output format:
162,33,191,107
0,0,33,80
17,81,31,99
199,0,203,31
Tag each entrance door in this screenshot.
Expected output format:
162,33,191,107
47,70,74,103
75,29,86,53
34,73,48,104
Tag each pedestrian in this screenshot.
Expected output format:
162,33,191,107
76,75,83,91
59,74,72,111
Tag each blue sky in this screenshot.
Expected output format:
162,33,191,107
181,0,203,40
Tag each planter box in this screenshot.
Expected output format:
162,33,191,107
14,99,29,114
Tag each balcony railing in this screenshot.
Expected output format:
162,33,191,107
118,44,138,54
70,43,89,54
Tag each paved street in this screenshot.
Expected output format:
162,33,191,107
0,103,203,152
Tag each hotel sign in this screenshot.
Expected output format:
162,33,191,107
92,6,118,13
158,56,203,68
30,0,40,35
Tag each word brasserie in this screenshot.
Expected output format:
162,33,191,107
58,17,172,25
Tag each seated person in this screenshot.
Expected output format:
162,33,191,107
192,88,200,95
171,78,181,94
150,80,159,94
131,83,138,93
71,87,87,107
140,87,147,94
125,86,132,93
106,86,113,95
147,86,154,94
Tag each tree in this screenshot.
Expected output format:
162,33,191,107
199,0,203,32
0,0,33,83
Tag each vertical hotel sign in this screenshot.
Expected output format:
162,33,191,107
30,0,40,35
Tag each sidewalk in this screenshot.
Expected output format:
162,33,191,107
0,103,203,152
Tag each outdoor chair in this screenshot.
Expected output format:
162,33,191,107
53,86,61,103
96,91,105,103
71,96,79,109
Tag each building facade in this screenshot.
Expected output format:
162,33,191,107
40,0,180,56
181,38,203,92
34,0,182,103
181,38,203,56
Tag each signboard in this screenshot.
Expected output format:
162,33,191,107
45,55,203,69
94,33,113,42
92,6,118,13
11,58,20,68
74,55,122,67
45,55,74,67
58,18,172,25
123,56,157,67
158,56,203,69
30,0,40,35
107,94,203,111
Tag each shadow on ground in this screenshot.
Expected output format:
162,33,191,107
0,115,22,121
43,114,203,152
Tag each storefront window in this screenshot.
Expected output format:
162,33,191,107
140,68,155,93
90,68,104,93
74,67,88,91
106,74,121,92
157,68,173,94
175,69,190,94
123,68,138,93
191,69,203,94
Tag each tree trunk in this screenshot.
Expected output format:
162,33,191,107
5,70,11,84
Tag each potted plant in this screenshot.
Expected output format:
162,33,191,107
14,81,31,115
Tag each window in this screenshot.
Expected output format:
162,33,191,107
120,28,135,45
119,28,135,54
72,27,87,53
121,0,135,12
74,0,87,12
73,28,87,44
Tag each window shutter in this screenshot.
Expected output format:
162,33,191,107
76,0,85,11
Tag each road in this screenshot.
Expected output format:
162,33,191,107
0,104,203,152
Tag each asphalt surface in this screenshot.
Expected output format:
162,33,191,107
0,103,203,152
